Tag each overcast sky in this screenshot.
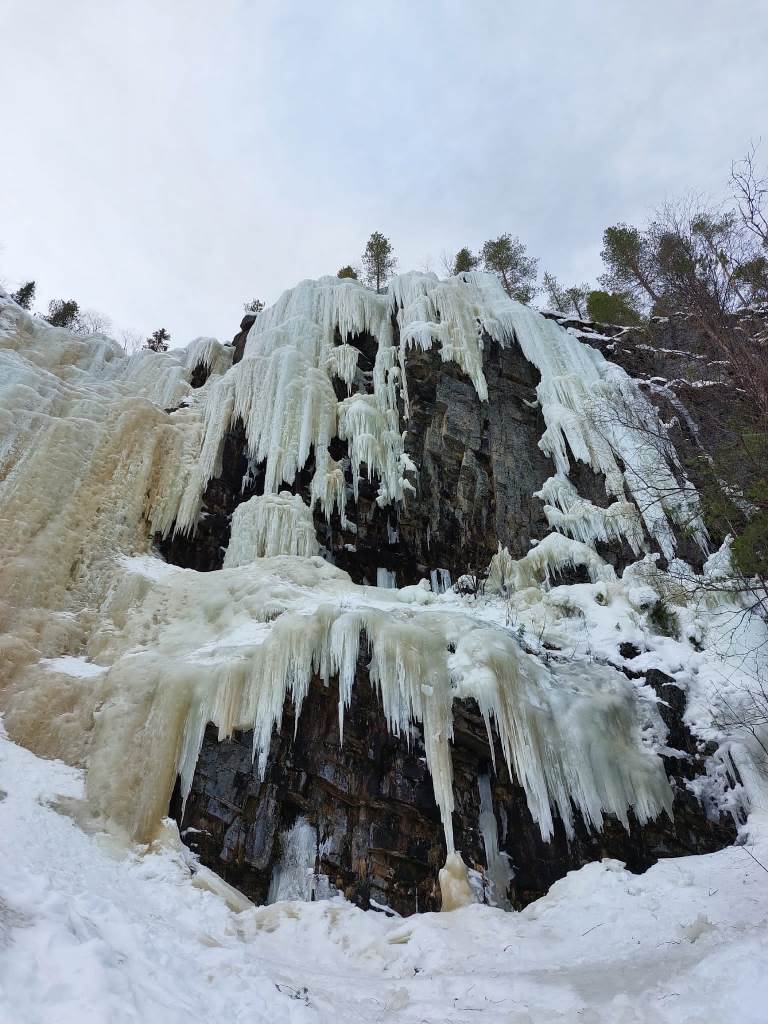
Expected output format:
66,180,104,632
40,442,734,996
2,1,767,346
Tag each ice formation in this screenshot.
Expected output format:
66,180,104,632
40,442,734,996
0,272,731,909
535,474,647,555
150,270,705,560
267,817,334,903
486,533,616,596
42,549,671,851
478,774,514,906
224,492,319,564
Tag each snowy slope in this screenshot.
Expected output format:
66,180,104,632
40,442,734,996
1,727,767,1024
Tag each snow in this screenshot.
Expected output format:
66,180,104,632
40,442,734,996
1,726,768,1023
39,656,107,678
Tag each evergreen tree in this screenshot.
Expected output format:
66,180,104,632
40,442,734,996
362,232,397,293
46,299,80,330
543,273,591,318
564,284,590,319
11,281,35,310
542,272,569,313
452,248,478,274
337,265,358,280
480,234,538,303
244,298,264,314
599,224,661,308
145,328,170,352
586,289,642,326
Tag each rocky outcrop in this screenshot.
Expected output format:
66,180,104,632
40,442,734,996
173,663,736,916
160,312,741,915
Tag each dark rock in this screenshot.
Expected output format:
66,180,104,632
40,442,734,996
619,642,641,660
175,662,735,915
232,313,257,365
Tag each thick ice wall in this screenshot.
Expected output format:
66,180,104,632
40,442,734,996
154,271,704,564
63,553,673,850
224,492,319,564
1,318,160,617
168,277,413,529
0,298,226,704
247,275,394,357
0,276,718,891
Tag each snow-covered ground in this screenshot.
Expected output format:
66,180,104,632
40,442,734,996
1,726,767,1024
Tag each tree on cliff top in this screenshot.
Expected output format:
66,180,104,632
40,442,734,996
585,289,642,325
542,273,592,318
11,281,35,310
599,224,662,309
600,204,768,329
337,265,358,280
145,328,170,352
362,232,397,293
480,234,538,303
452,248,479,275
244,298,264,315
45,299,80,330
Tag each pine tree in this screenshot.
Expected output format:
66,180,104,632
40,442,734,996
11,281,35,310
244,298,264,314
452,248,478,275
542,272,568,313
542,273,590,318
362,232,397,293
145,328,170,352
46,299,80,330
337,265,358,280
599,224,661,308
586,289,642,326
480,234,538,303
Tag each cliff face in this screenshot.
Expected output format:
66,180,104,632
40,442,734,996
165,311,741,915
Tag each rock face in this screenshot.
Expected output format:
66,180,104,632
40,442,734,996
165,313,740,914
174,666,735,916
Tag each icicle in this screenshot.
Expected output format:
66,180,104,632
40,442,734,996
326,343,359,392
477,775,513,907
535,474,647,555
376,568,397,589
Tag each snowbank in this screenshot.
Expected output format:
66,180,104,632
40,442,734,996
1,727,767,1023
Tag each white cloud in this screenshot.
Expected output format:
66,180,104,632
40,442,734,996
1,0,766,343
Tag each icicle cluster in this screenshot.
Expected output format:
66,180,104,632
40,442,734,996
68,552,674,850
224,492,319,565
534,475,647,555
486,534,616,596
157,271,704,564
